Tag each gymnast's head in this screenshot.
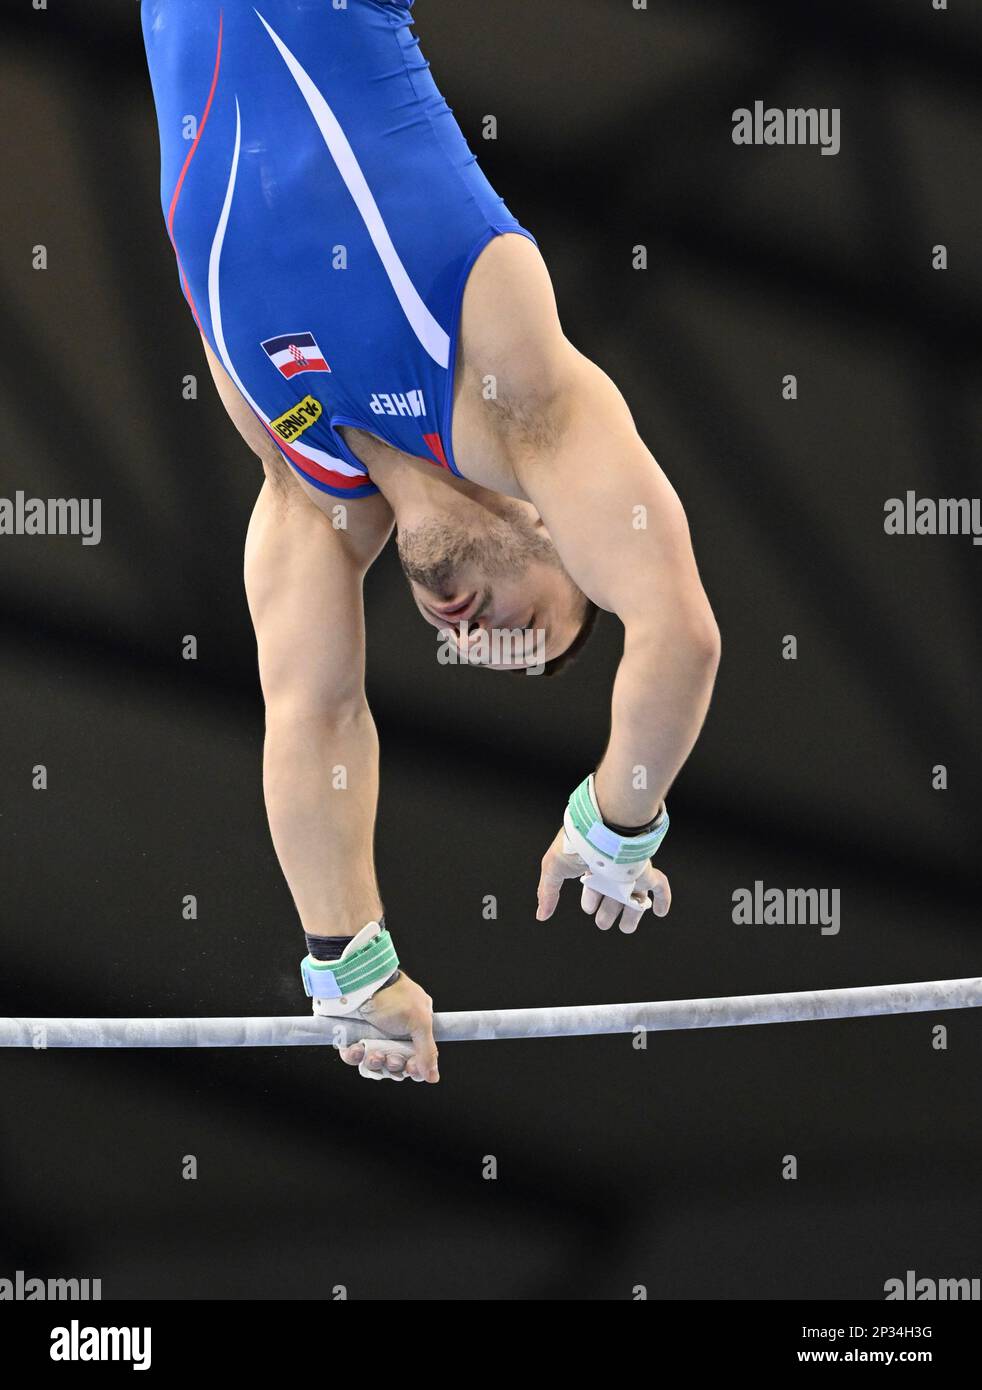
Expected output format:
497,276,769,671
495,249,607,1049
397,493,598,674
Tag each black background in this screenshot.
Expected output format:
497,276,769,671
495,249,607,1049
0,0,979,1301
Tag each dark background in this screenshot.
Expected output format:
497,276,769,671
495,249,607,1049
1,0,979,1301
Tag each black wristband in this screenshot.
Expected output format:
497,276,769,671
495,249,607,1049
305,915,386,962
604,813,663,837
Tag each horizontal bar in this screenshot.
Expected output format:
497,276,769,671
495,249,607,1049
0,977,979,1048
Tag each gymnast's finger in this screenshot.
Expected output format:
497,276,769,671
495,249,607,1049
536,858,569,920
644,867,671,917
617,899,649,935
361,1046,390,1075
580,882,603,916
406,1021,439,1084
338,1041,366,1067
593,894,622,932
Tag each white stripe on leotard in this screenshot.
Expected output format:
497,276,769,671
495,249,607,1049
254,8,451,369
207,97,362,477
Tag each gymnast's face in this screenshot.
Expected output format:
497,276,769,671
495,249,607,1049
398,501,586,670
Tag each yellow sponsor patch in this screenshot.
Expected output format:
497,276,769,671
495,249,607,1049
271,395,323,442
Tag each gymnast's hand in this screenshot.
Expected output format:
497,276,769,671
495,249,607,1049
535,828,671,934
338,972,440,1083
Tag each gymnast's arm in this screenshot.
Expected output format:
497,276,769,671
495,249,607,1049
200,332,391,929
525,369,718,824
201,328,437,1078
244,480,441,1081
515,354,720,917
243,483,442,1078
243,480,392,936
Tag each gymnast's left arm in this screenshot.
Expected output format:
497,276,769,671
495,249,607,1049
517,352,721,932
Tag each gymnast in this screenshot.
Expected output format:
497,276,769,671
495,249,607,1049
141,0,720,1081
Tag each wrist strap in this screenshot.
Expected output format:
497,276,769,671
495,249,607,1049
300,924,399,1002
605,813,664,837
566,774,669,865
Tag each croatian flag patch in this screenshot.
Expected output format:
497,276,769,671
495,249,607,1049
261,332,331,379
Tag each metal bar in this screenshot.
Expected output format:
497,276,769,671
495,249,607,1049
0,977,979,1048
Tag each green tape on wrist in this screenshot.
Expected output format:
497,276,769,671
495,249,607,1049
302,928,399,998
566,775,669,864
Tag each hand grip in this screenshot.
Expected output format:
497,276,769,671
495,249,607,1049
355,1037,415,1081
580,871,651,912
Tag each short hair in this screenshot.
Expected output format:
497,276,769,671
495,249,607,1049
542,598,600,677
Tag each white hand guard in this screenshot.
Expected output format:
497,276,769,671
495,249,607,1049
354,1039,416,1082
300,923,413,1081
300,921,399,1017
562,774,669,911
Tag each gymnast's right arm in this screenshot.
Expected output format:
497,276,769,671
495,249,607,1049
244,482,389,936
243,480,440,1082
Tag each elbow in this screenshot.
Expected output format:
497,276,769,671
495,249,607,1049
670,595,721,690
693,604,722,676
625,594,720,693
692,615,722,706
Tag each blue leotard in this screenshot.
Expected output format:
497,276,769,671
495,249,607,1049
141,0,535,496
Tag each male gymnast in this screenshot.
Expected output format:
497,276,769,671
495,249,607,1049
141,0,720,1082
